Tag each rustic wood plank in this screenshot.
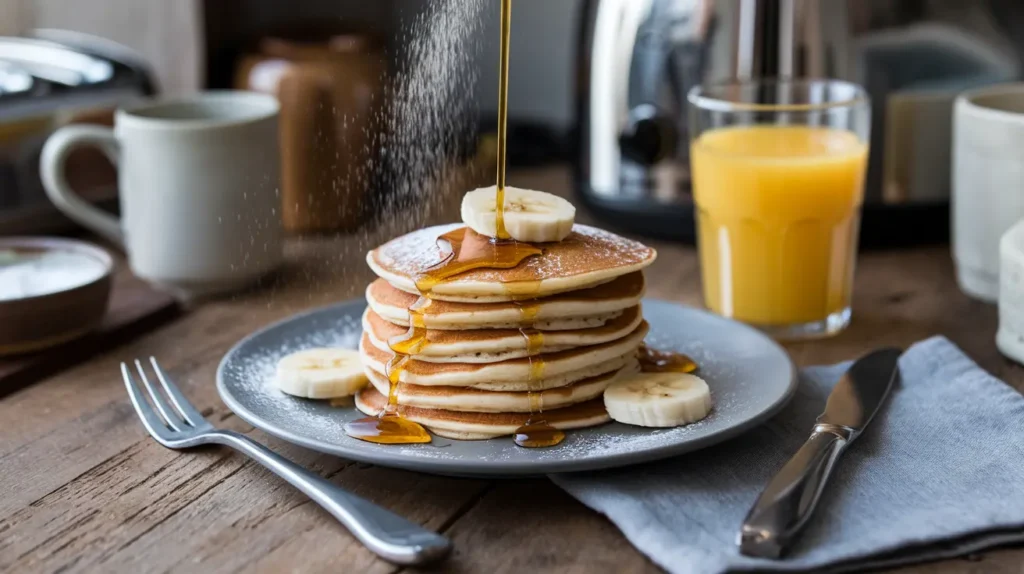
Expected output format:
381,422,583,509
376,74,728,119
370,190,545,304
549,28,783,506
0,306,263,517
406,479,660,574
0,394,487,573
0,238,381,513
2,442,245,571
239,467,486,574
1,166,1022,573
0,197,486,573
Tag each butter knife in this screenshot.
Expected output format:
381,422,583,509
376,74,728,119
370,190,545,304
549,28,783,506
738,348,902,558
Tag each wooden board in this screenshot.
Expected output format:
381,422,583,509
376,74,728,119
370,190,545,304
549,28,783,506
0,268,179,399
0,166,1021,574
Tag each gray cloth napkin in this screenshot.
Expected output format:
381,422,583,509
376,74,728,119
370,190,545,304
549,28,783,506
551,337,1024,573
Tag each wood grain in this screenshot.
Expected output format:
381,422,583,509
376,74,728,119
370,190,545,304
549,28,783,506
414,480,661,574
1,166,1022,574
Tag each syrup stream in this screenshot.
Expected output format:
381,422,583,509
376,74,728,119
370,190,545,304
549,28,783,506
347,0,568,447
494,0,512,240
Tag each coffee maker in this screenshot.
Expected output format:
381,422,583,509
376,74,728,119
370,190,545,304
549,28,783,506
575,0,1024,246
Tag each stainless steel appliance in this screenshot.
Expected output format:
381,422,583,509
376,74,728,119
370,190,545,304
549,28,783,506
576,0,1024,246
0,30,154,236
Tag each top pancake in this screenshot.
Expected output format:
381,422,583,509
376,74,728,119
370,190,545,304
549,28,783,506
366,223,657,302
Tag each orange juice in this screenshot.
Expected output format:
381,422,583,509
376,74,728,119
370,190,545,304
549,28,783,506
690,125,868,328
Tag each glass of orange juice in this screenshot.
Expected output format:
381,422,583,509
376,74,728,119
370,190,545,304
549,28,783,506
688,79,870,340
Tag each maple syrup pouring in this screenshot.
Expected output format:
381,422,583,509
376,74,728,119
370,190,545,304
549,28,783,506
494,0,512,240
488,0,561,448
344,229,542,445
349,1,552,446
637,344,699,374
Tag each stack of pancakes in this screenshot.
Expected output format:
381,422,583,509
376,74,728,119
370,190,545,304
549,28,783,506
355,223,657,440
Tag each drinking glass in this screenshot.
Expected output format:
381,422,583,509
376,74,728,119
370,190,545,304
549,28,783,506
688,79,871,340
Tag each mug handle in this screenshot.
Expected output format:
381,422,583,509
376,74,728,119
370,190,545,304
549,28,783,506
40,125,123,246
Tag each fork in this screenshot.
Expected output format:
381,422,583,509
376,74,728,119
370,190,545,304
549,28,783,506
121,357,452,565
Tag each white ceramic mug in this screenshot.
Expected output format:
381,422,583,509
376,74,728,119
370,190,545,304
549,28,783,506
953,83,1024,302
41,91,283,298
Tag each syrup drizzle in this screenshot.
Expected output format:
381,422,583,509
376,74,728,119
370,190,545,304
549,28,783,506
637,344,699,374
512,299,565,448
344,228,542,445
344,297,433,444
491,0,562,449
494,0,512,240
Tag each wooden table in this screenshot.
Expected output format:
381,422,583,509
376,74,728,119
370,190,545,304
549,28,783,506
2,167,1021,573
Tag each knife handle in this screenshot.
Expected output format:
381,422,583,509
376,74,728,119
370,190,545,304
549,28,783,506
738,426,849,558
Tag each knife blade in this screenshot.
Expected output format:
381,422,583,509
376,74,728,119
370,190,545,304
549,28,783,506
737,348,902,558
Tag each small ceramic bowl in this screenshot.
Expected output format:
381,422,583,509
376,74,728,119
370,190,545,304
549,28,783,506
0,237,114,356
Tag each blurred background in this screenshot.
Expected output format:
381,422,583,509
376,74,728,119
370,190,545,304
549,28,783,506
0,0,579,238
3,0,1024,245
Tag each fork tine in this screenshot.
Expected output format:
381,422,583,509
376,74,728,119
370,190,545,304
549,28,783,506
122,362,173,440
134,359,184,432
149,357,206,426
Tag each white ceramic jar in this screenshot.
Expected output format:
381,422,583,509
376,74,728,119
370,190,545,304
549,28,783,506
998,219,1024,363
953,83,1024,303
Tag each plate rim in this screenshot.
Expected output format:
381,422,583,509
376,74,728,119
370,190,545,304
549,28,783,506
216,298,798,476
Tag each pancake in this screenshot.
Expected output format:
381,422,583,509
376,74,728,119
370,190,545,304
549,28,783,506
365,362,638,412
366,272,645,329
362,337,637,392
362,306,644,363
355,386,611,440
367,223,657,302
358,321,648,390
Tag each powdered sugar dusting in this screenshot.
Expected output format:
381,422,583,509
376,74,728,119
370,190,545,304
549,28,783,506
370,0,486,233
371,223,657,282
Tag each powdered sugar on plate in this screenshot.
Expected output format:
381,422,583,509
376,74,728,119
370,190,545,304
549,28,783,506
219,312,362,419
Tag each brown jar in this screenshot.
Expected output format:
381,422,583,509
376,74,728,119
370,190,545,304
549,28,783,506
237,35,385,234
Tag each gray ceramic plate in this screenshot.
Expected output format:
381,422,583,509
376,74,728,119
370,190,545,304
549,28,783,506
217,299,797,476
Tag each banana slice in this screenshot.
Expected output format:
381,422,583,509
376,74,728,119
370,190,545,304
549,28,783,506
461,186,576,242
603,372,712,428
274,348,369,399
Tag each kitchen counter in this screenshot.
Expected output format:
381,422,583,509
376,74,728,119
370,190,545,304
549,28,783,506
1,166,1020,573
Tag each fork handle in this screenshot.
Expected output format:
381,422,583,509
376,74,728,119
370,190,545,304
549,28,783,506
210,430,451,565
